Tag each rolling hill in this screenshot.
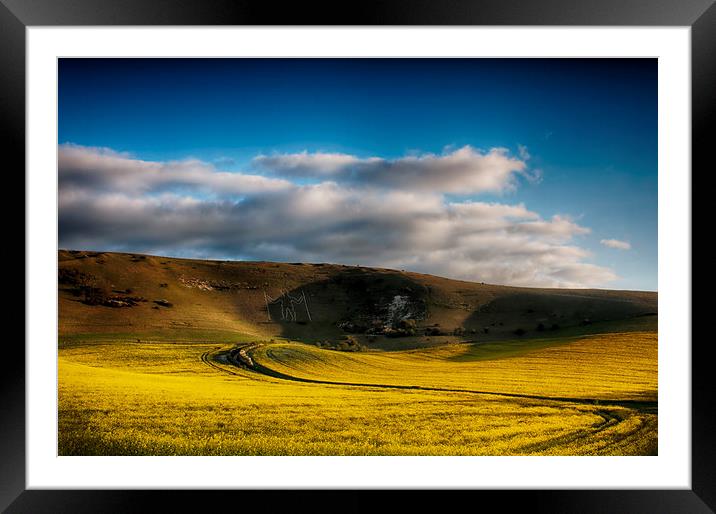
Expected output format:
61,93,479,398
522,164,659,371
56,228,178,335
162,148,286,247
58,249,657,347
58,249,658,456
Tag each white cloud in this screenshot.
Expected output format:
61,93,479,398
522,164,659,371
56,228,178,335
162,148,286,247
254,145,536,195
511,215,590,243
59,143,292,197
58,144,618,288
600,238,632,250
253,151,368,177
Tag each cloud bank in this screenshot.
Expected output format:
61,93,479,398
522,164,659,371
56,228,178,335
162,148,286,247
58,144,617,288
253,146,538,195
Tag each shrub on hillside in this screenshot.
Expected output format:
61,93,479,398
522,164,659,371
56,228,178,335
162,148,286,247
424,326,444,337
58,268,87,286
324,335,364,352
73,273,112,305
386,319,417,338
513,328,526,336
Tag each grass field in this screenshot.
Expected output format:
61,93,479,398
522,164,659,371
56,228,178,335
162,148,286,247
57,251,658,456
58,330,657,456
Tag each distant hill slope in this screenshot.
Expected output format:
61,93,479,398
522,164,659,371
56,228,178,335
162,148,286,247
58,250,657,343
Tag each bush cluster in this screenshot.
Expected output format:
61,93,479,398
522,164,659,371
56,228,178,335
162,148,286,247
424,325,444,337
385,319,417,338
318,335,364,352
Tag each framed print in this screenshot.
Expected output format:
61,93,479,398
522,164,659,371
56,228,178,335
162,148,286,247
4,0,712,512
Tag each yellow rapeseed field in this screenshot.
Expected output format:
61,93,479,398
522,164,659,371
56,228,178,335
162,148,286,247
58,331,657,456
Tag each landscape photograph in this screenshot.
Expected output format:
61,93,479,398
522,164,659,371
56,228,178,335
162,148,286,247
58,58,657,456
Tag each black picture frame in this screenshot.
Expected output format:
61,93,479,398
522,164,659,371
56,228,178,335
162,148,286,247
3,1,711,512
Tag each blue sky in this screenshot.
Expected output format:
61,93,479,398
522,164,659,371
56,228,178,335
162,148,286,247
58,58,657,291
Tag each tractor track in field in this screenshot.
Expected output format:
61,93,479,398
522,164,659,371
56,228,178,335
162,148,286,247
516,409,625,455
200,347,245,376
206,343,657,414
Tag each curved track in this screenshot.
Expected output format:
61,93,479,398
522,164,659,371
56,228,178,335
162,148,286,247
197,341,657,454
200,347,244,376
207,342,657,414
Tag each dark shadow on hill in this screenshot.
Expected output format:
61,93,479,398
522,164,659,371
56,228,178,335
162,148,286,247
259,266,658,344
461,291,658,341
263,266,431,342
